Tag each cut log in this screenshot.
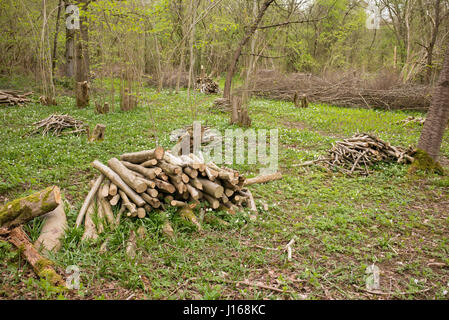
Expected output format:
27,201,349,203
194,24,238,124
109,183,118,196
159,160,182,175
184,167,198,178
244,172,282,186
81,201,98,241
147,189,159,198
1,186,61,229
154,179,176,194
121,161,158,180
99,193,115,227
101,182,110,198
141,159,158,167
121,147,165,163
202,193,220,209
137,208,146,219
107,158,148,193
197,178,224,198
76,175,104,227
34,204,67,253
8,226,64,286
119,190,137,216
109,194,120,206
92,160,145,207
186,184,200,200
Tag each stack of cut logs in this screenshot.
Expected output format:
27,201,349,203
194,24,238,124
0,89,32,106
77,147,255,237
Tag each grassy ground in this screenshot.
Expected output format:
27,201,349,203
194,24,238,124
1,78,449,300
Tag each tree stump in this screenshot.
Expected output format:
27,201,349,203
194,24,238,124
76,81,90,108
88,124,106,142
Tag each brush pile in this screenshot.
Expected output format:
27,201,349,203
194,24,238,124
244,70,431,111
195,76,220,94
27,114,87,136
397,116,426,126
0,89,32,106
299,133,415,175
76,147,255,239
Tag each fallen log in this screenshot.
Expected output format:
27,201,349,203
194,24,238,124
244,172,282,186
8,226,64,286
0,186,61,229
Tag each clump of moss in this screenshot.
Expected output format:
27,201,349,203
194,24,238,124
408,149,445,175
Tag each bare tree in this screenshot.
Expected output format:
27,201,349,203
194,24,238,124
223,0,275,100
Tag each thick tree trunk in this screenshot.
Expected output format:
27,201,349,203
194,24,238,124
0,186,61,229
417,42,449,160
223,0,274,99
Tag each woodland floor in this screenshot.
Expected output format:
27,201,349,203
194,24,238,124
1,77,449,300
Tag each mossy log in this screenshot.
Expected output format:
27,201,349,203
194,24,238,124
8,226,64,287
0,186,61,229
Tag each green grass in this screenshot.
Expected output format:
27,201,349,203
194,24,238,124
1,77,449,300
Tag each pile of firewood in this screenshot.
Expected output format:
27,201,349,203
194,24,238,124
196,76,220,94
76,147,259,239
298,133,415,175
0,89,32,106
27,114,87,136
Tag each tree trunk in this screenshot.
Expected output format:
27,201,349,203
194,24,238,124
417,42,449,160
223,0,275,99
52,0,63,78
74,0,90,108
0,186,61,229
65,2,75,77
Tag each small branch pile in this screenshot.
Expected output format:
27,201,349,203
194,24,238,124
299,133,415,175
195,76,220,94
28,114,87,136
0,89,32,106
77,147,255,239
397,116,426,126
